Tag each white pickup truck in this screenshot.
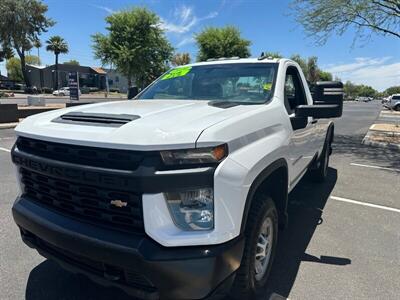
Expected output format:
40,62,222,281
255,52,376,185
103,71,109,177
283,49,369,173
11,57,343,300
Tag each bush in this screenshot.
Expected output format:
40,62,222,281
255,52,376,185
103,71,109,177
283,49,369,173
80,87,90,94
42,87,53,94
89,87,100,93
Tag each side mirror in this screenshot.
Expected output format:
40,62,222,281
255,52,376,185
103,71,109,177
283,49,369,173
127,86,139,99
297,81,343,119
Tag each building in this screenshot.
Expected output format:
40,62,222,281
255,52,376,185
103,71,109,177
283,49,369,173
105,68,130,93
0,74,15,89
25,64,130,92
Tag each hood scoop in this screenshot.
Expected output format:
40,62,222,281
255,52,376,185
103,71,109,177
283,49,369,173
53,112,140,127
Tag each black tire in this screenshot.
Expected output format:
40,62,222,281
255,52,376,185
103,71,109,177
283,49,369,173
394,104,400,111
310,131,332,182
59,93,65,97
229,195,278,299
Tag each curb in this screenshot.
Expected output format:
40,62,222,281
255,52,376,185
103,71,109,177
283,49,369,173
0,123,18,129
362,131,400,150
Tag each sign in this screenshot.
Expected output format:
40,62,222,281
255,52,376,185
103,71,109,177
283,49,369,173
68,72,80,101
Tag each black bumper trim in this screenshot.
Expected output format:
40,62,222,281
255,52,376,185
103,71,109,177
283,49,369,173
13,196,244,299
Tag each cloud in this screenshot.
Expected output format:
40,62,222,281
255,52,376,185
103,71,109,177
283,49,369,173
175,6,193,23
92,4,114,14
324,57,400,91
177,36,195,48
160,5,218,34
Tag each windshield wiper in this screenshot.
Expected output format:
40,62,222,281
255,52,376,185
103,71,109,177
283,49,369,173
208,100,261,108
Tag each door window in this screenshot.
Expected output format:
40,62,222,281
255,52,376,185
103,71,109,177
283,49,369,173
284,67,307,114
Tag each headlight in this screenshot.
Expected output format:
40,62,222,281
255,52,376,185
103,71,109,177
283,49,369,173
164,188,214,231
160,144,227,166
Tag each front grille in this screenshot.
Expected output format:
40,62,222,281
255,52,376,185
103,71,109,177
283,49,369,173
14,137,155,233
20,167,144,233
16,137,157,170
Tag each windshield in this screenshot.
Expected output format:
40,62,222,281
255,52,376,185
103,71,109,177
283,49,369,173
138,63,278,104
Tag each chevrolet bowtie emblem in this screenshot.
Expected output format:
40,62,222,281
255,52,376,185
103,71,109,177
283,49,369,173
110,199,128,208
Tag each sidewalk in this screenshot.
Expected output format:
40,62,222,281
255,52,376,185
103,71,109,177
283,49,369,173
362,109,400,149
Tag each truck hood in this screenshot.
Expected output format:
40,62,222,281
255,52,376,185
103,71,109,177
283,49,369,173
15,100,259,150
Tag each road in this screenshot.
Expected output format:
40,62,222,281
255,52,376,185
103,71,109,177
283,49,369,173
0,101,399,300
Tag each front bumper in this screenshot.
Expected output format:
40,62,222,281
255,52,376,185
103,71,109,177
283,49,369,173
12,196,244,299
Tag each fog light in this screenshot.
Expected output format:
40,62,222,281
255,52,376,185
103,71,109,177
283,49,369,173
164,188,214,231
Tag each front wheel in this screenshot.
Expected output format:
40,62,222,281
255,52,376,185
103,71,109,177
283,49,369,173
310,132,332,182
230,195,278,299
394,104,400,111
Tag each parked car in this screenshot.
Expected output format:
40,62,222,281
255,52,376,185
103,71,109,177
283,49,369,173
382,96,390,104
53,87,81,96
356,96,370,102
386,94,400,111
11,58,343,300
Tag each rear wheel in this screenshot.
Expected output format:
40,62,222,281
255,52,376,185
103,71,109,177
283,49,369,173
230,195,278,299
394,104,400,111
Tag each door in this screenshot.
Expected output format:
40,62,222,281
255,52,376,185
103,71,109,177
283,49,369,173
284,66,316,187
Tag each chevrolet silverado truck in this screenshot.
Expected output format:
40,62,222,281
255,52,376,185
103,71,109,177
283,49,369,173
11,57,343,300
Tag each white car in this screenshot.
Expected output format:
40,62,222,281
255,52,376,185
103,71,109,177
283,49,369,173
386,94,400,111
11,57,343,299
52,87,70,96
53,87,81,97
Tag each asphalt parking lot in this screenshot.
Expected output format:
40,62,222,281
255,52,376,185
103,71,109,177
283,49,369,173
0,101,399,300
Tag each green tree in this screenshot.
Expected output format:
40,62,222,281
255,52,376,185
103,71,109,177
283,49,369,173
318,71,333,81
344,81,377,98
0,46,14,62
0,0,54,86
6,55,41,82
92,7,173,88
358,85,377,97
307,56,319,83
291,0,400,45
195,26,251,61
290,54,308,78
290,54,333,83
46,36,69,90
32,39,42,63
261,51,283,58
171,53,191,66
384,86,400,96
63,59,80,66
0,46,14,76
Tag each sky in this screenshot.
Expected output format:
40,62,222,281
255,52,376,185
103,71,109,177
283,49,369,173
1,0,399,91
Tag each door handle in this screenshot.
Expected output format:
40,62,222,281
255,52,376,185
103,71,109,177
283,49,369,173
311,119,318,124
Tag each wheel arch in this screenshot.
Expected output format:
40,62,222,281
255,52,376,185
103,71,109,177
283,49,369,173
240,158,289,234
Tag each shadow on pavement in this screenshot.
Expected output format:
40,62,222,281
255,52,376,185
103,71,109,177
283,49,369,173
262,167,351,299
26,260,133,300
333,134,400,169
26,168,346,300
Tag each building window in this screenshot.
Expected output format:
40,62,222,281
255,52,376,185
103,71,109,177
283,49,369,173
115,76,119,83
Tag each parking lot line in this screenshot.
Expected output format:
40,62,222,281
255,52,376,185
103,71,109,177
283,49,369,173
350,163,400,172
330,196,400,213
0,147,11,153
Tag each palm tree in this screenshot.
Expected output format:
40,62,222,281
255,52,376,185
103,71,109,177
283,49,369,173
46,36,69,90
33,39,42,64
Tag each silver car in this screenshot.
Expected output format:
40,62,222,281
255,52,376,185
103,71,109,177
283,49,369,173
386,94,400,111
